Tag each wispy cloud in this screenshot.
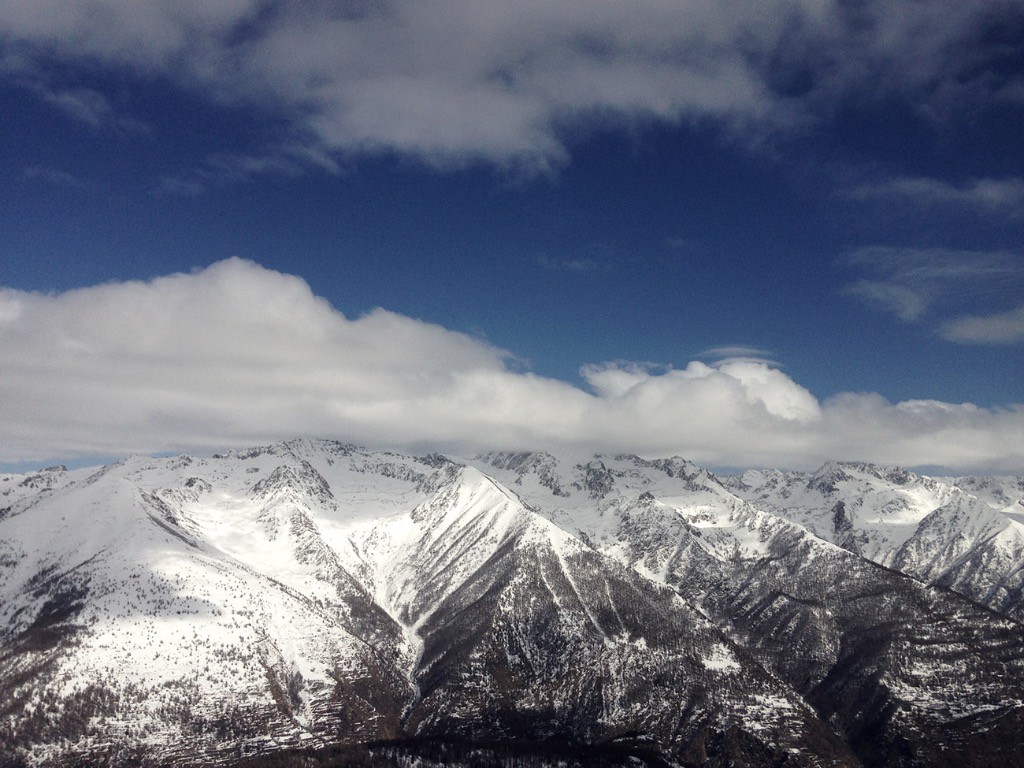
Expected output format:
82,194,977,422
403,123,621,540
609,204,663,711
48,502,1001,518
536,255,610,273
849,176,1024,216
697,346,774,361
1,259,1021,472
12,76,151,136
1,1,1022,171
847,280,929,322
844,246,1024,338
943,305,1024,345
151,143,341,196
23,165,87,190
846,247,1021,286
37,85,114,128
150,176,206,198
664,237,703,254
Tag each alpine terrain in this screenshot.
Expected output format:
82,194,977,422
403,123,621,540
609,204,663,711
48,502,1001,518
2,439,1024,767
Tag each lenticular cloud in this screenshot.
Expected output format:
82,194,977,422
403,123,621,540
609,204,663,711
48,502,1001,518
1,259,1022,471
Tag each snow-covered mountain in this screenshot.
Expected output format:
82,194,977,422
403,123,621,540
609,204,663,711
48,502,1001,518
2,441,1024,767
726,461,1024,620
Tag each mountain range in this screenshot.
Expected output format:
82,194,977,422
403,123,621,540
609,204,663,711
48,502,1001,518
2,439,1024,767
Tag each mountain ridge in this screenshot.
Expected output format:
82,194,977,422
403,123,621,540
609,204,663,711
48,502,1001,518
2,439,1024,766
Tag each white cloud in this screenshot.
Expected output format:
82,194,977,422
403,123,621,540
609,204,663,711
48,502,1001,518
0,292,24,324
844,246,1024,340
580,361,667,399
846,246,1022,287
1,259,1022,472
9,73,151,135
37,85,113,127
1,1,1021,169
712,359,821,421
847,279,929,322
942,305,1024,344
849,176,1024,216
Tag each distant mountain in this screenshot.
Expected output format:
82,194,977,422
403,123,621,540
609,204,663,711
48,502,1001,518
726,461,1024,620
2,440,1023,767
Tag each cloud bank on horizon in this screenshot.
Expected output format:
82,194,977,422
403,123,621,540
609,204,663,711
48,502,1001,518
2,2,1022,472
1,259,1021,472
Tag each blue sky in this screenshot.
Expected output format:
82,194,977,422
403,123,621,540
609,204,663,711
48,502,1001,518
2,1,1023,472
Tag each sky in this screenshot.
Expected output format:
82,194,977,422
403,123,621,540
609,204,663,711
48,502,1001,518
1,0,1024,473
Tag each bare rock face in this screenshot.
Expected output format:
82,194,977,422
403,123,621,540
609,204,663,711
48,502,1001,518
2,440,1024,767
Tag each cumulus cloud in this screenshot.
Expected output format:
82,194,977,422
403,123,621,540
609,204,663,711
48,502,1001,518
1,0,1022,169
1,259,1022,472
580,361,669,399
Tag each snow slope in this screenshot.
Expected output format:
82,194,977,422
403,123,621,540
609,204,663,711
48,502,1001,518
725,461,1024,619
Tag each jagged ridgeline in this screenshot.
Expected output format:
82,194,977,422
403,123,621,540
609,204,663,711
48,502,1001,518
2,439,1024,767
